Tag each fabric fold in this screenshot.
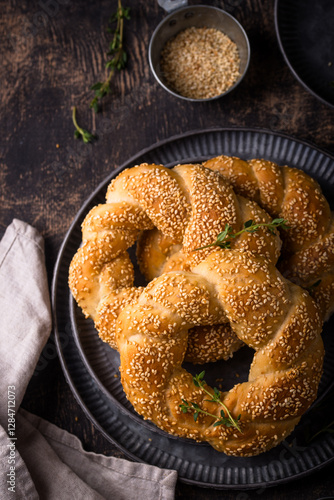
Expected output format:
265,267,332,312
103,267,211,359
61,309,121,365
0,219,52,423
0,219,177,500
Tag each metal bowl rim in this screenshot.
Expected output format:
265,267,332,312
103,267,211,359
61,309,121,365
148,4,251,102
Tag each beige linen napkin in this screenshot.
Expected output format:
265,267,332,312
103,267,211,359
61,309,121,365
0,219,177,500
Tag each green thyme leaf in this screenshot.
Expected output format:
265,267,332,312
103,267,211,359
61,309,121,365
179,371,242,432
244,219,253,228
196,218,290,251
89,0,130,112
72,107,96,144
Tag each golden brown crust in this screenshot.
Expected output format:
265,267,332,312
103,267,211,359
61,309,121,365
184,323,243,363
116,249,324,456
69,162,281,355
135,163,283,363
139,156,334,319
136,229,182,282
204,156,334,295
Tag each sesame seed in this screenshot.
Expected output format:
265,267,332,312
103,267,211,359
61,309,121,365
160,26,240,100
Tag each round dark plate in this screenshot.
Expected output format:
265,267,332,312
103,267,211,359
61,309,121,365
275,0,334,108
52,128,334,490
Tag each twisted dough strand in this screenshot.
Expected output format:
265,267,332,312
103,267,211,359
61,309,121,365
116,249,324,457
69,163,281,353
139,156,334,321
204,155,334,318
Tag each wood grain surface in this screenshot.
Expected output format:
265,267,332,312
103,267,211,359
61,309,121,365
1,0,334,498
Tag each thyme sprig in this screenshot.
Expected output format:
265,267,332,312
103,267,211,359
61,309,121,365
196,218,290,251
72,107,96,144
179,371,242,432
90,0,130,113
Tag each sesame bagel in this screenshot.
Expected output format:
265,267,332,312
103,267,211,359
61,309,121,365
115,249,324,457
69,162,281,356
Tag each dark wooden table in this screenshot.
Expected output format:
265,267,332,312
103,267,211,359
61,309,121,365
1,0,334,498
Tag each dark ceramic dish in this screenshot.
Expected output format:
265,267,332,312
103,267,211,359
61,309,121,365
53,128,334,489
275,0,334,108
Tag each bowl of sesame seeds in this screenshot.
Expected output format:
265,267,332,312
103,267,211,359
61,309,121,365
149,4,250,101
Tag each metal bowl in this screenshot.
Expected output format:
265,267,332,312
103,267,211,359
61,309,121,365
148,4,250,102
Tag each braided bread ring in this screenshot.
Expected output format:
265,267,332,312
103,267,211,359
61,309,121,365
69,163,281,354
116,249,324,457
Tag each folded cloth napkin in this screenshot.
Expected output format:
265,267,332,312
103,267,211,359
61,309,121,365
0,219,178,500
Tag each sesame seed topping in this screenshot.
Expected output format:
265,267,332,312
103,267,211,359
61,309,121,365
68,157,332,456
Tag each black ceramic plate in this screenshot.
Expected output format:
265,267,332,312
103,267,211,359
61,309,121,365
53,128,334,490
275,0,334,108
